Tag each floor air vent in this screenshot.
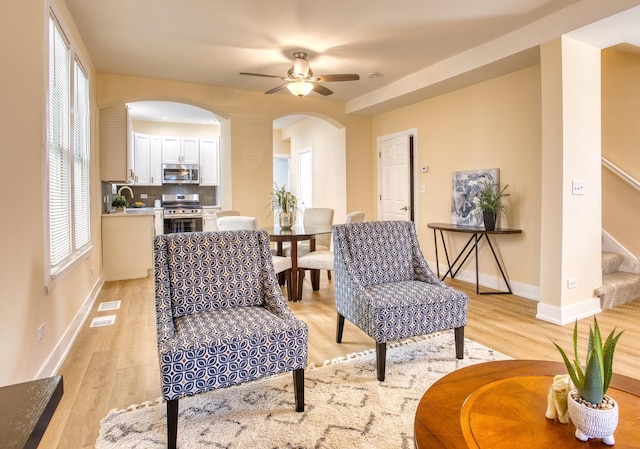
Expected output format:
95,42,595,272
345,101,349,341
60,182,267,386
97,300,121,312
90,315,116,328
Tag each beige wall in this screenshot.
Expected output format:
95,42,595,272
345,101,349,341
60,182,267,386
372,66,542,291
0,0,104,385
602,48,640,255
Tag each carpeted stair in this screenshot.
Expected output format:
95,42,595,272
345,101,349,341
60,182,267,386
595,251,640,310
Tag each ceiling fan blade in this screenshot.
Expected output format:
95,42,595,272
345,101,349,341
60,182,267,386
264,84,289,94
316,74,360,82
312,83,333,96
240,72,286,80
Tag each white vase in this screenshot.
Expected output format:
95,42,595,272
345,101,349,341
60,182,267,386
567,389,618,445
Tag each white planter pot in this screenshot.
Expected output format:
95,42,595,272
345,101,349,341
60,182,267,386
567,389,618,445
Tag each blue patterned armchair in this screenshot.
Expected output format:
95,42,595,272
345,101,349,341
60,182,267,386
333,221,468,381
154,230,308,449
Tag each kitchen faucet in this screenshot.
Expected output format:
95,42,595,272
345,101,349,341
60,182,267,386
117,185,134,198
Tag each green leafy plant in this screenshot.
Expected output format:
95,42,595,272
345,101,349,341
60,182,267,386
111,195,128,208
271,184,297,214
474,181,510,214
552,317,624,405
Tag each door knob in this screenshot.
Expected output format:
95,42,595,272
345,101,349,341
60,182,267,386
400,206,408,211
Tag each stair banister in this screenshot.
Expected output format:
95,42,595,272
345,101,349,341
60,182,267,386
602,156,640,192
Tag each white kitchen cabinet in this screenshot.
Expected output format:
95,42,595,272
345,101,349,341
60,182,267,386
181,137,200,164
154,208,164,235
199,138,219,186
102,214,154,281
202,207,221,232
132,133,163,186
161,137,181,164
100,105,134,183
161,136,200,164
150,136,163,185
132,133,151,185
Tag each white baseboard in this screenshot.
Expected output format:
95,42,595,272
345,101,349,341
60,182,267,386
428,261,540,301
36,274,105,379
535,297,602,326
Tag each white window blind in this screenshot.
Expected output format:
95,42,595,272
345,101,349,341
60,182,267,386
48,14,91,274
74,64,90,250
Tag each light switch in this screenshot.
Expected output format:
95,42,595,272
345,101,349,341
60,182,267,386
572,180,585,195
421,184,426,194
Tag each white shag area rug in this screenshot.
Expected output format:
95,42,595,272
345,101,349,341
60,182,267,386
96,332,510,448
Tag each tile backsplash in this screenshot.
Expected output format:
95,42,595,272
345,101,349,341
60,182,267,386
102,182,218,213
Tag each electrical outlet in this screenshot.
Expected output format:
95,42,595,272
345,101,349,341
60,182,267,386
37,323,45,342
567,278,577,289
140,193,148,199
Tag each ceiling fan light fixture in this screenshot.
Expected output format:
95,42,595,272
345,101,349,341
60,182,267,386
287,80,314,97
293,57,310,78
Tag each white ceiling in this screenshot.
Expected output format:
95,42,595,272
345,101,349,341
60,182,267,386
65,0,640,122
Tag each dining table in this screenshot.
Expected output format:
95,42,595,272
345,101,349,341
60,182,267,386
262,224,334,302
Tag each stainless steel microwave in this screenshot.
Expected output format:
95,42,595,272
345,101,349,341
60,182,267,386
162,164,200,184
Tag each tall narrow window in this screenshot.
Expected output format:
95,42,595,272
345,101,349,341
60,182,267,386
74,64,90,250
48,14,91,275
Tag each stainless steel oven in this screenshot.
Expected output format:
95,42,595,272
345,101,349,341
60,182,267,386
162,193,203,234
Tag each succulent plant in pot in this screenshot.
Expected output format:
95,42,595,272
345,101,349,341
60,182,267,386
111,194,128,212
552,317,624,445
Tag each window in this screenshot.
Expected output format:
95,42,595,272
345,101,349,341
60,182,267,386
48,14,91,276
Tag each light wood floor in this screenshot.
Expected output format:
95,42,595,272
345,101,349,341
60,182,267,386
39,275,640,448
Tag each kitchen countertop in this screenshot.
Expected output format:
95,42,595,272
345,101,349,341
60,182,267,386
102,207,160,216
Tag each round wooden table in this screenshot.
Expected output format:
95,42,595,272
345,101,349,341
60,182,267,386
262,224,333,301
414,360,640,448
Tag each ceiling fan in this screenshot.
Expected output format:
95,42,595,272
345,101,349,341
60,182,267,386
240,51,360,97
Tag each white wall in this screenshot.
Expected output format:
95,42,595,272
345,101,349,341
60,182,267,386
281,117,347,224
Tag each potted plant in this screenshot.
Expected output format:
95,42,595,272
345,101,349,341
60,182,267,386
271,184,298,230
552,318,624,445
474,181,510,231
112,195,128,213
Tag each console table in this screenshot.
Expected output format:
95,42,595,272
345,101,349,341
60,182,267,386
0,375,63,449
414,360,640,448
428,222,521,294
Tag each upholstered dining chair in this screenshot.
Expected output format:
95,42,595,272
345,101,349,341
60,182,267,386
154,230,308,449
284,207,334,257
344,210,365,224
296,211,366,298
333,220,468,381
209,209,241,231
217,216,294,300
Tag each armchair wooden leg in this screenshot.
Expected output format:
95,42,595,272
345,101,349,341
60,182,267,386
167,398,178,449
376,342,387,381
297,269,305,300
336,313,345,343
284,269,293,301
454,327,465,359
327,270,332,280
293,368,305,412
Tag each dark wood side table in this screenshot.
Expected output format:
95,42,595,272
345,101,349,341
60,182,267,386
428,222,522,294
0,375,63,449
414,360,640,449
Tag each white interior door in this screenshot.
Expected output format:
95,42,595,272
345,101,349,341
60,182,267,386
297,147,313,214
380,135,411,221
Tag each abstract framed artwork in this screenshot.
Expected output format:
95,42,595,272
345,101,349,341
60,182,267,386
451,168,499,226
